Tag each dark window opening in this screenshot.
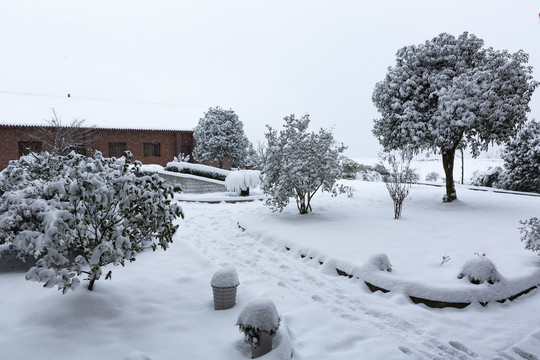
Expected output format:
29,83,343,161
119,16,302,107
143,143,161,157
18,141,42,156
108,142,127,158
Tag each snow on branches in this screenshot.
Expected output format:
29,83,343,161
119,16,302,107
372,31,538,202
261,114,345,214
0,151,183,293
193,107,250,169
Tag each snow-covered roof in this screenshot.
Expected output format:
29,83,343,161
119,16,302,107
0,122,193,132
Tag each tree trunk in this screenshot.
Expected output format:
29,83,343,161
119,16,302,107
442,147,457,202
88,276,96,291
460,148,464,185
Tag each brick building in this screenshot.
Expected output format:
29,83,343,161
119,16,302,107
0,124,194,170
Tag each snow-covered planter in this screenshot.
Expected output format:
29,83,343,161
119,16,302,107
236,298,280,359
457,258,502,285
368,253,392,272
225,170,261,196
211,266,240,310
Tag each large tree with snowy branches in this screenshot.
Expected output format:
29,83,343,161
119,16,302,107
262,114,345,214
193,107,250,168
372,32,538,202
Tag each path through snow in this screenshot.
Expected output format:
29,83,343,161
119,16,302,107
180,201,478,359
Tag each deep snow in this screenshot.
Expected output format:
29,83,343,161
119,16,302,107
1,173,540,359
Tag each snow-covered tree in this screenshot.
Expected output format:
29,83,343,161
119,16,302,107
372,32,538,202
261,114,346,214
380,150,414,219
0,151,183,293
193,107,250,169
32,109,96,156
520,217,540,255
499,120,540,193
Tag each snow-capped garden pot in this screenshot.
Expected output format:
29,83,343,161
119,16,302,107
211,266,240,310
225,170,261,197
236,298,280,359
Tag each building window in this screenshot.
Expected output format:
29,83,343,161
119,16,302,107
108,142,127,158
143,143,160,157
180,144,192,157
18,141,42,156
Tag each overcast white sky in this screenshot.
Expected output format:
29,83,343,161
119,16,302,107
1,0,539,157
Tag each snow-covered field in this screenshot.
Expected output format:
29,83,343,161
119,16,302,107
1,169,540,359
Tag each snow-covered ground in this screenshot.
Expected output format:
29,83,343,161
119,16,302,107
1,175,540,359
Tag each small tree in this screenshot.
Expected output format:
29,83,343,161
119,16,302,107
380,150,414,219
262,114,345,214
520,217,540,255
0,151,183,293
32,109,96,156
372,32,538,202
500,120,540,193
193,107,249,168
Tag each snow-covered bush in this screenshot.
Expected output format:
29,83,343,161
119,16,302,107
193,106,250,169
368,254,392,272
469,167,504,188
340,157,361,179
380,150,414,219
0,151,183,293
211,266,240,288
237,298,280,347
499,120,540,193
225,170,261,196
165,161,230,181
425,172,441,182
457,258,502,285
262,114,346,214
357,163,387,182
520,217,540,255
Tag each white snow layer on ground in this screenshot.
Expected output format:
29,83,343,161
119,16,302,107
0,179,539,359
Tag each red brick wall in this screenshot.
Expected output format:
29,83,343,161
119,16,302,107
0,125,194,169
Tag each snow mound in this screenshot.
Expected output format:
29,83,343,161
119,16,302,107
123,351,152,360
368,253,392,272
237,298,280,333
457,258,502,285
211,266,240,288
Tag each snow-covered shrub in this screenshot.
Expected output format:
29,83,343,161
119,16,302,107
237,298,280,347
425,171,441,182
520,217,540,255
211,266,240,288
165,161,230,181
368,254,392,272
499,120,540,193
225,170,261,196
469,167,504,188
262,114,346,214
193,106,250,168
340,157,361,179
457,258,502,285
0,151,183,293
380,150,414,219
